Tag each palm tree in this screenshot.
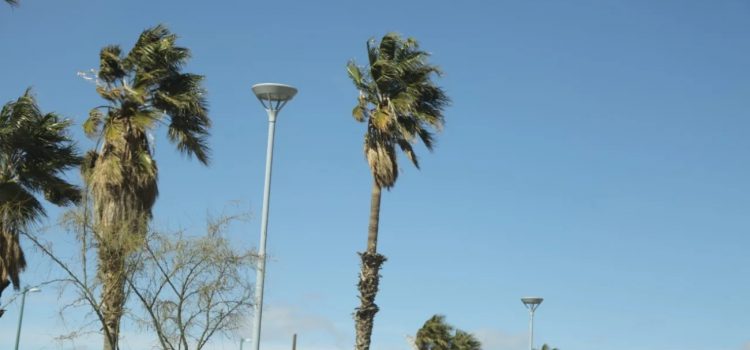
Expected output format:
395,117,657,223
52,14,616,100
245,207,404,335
82,24,210,350
415,315,453,350
0,89,80,301
4,0,18,7
415,315,482,350
450,330,482,350
540,344,559,350
347,33,449,350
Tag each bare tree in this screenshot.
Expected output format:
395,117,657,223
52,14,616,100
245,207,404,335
128,214,255,350
23,207,255,350
22,206,117,346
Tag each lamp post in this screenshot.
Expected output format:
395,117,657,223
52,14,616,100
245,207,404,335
521,296,543,350
14,286,41,350
240,337,251,350
250,83,298,350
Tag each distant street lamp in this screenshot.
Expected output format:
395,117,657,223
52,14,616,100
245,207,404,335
521,296,543,350
250,83,298,350
14,286,41,350
240,337,252,350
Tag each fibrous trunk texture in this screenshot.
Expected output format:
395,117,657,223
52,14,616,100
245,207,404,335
100,242,125,350
89,136,156,350
355,251,386,350
355,183,387,350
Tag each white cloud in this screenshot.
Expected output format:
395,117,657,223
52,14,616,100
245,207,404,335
253,303,350,350
472,328,527,350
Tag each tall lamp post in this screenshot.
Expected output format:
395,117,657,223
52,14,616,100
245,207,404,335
14,286,41,350
521,296,543,350
250,83,298,350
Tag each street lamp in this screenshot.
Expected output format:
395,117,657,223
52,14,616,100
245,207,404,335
240,337,251,350
14,286,41,350
521,296,543,350
250,83,297,350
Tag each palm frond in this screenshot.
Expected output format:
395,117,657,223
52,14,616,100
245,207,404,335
0,182,45,227
0,90,81,206
348,33,449,188
84,108,104,137
99,45,126,83
0,89,80,292
415,315,482,350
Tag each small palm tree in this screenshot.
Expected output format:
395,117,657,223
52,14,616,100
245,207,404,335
347,33,449,350
82,24,210,350
450,330,482,350
0,89,80,300
416,315,453,350
540,344,559,350
415,315,482,350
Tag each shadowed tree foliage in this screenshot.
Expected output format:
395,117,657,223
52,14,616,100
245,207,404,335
347,33,449,350
415,315,482,350
540,344,559,350
82,24,210,350
0,89,80,302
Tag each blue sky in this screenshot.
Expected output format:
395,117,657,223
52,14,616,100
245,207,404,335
1,0,749,349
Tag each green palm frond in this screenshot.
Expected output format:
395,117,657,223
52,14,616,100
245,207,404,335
99,45,126,83
451,330,481,350
0,182,45,227
87,24,211,166
416,315,453,350
4,0,18,7
415,315,481,350
0,89,80,296
348,33,449,189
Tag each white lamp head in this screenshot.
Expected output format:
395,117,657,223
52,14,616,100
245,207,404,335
252,83,297,112
521,296,543,311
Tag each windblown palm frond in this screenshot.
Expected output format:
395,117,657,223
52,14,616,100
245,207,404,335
0,89,80,299
450,330,482,350
416,315,454,350
415,315,482,350
348,33,449,189
4,0,18,7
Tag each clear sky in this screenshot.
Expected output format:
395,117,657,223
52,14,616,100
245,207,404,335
1,0,749,349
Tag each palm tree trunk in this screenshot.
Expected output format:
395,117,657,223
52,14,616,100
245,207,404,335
100,242,125,350
355,181,387,350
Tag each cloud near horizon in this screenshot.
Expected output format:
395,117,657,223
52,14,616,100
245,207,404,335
257,303,350,350
472,328,527,350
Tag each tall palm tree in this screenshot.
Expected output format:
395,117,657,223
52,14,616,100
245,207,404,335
4,0,18,7
415,315,482,350
347,33,449,350
82,24,210,350
0,89,80,301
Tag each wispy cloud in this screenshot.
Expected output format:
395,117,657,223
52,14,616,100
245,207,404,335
254,303,350,350
473,328,527,350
